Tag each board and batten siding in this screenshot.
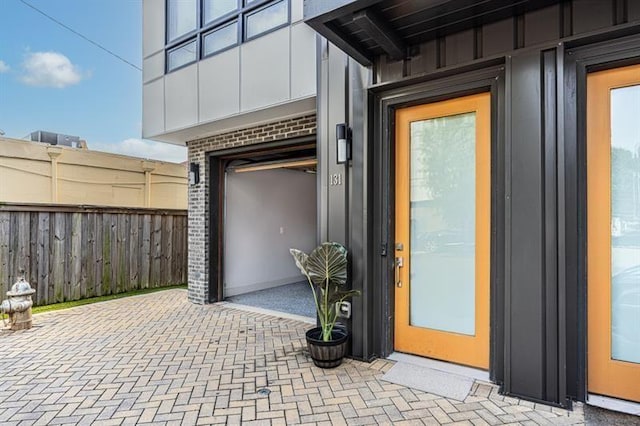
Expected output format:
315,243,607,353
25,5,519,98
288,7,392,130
0,204,187,306
372,0,640,83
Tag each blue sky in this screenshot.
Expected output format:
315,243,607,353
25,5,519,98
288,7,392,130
0,0,187,163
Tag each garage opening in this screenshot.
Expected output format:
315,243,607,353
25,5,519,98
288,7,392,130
210,139,317,319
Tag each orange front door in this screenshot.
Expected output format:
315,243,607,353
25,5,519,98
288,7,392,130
587,64,640,403
394,92,490,369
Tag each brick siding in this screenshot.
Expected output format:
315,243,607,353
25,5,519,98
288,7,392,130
185,114,316,304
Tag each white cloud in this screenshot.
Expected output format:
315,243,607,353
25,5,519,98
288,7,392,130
0,60,9,73
20,52,83,88
90,138,187,164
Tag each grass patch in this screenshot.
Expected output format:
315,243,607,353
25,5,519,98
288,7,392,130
32,285,187,314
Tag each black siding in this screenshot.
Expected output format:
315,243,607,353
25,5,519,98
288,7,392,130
507,50,546,400
315,0,640,408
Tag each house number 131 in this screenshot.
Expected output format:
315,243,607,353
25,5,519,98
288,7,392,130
329,173,343,186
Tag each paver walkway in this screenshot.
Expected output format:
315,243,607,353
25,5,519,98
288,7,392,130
0,289,586,425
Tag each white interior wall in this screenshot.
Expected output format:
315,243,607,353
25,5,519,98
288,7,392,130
224,168,316,297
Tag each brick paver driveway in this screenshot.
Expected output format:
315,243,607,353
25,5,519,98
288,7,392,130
1,289,585,425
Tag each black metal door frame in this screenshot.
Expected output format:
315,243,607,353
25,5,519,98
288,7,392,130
369,62,507,384
563,30,640,403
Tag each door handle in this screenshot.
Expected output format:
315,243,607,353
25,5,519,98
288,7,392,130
395,256,403,288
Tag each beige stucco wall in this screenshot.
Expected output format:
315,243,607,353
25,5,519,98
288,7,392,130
0,137,187,209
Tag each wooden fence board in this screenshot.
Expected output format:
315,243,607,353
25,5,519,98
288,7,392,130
150,215,162,288
8,213,18,286
125,214,132,292
85,213,95,298
116,214,126,294
110,213,118,295
160,215,170,284
101,213,112,296
181,216,188,283
0,212,10,298
140,214,151,288
37,212,50,304
52,213,65,303
181,215,187,282
48,215,55,302
17,213,30,279
136,214,143,288
170,215,178,284
129,214,139,288
29,212,38,300
64,212,72,301
95,212,103,297
176,216,183,284
70,213,82,301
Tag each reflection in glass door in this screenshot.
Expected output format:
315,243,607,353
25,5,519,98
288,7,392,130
394,92,490,369
409,112,476,335
587,64,640,403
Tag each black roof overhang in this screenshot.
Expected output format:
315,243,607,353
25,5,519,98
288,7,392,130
304,0,562,66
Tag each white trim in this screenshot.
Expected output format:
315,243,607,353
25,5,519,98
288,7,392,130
145,96,316,144
388,352,491,382
217,301,315,324
587,394,640,416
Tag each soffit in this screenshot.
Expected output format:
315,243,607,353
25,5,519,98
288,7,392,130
305,0,561,65
147,96,316,145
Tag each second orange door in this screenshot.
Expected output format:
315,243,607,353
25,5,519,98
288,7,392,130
587,64,640,403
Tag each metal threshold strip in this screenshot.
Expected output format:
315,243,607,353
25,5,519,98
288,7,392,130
229,157,317,173
387,352,490,382
587,394,640,416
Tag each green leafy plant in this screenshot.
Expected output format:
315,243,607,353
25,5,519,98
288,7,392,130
290,242,360,342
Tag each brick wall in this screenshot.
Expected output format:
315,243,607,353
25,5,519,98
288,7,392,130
185,114,316,304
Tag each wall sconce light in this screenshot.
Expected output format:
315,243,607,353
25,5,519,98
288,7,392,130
336,123,351,164
189,162,200,185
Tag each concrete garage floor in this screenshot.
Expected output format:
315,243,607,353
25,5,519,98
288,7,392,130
226,281,316,319
0,289,635,425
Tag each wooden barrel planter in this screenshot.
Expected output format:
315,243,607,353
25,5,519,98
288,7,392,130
305,327,348,368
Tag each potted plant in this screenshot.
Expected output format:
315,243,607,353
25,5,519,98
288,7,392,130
290,242,360,368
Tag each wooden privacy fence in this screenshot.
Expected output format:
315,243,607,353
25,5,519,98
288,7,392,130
0,203,187,306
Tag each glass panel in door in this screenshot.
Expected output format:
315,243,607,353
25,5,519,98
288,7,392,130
409,113,476,335
610,84,640,365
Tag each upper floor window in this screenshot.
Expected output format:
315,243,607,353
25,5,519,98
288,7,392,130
167,0,197,42
167,39,197,70
245,0,287,40
165,0,290,73
203,20,238,56
203,0,237,25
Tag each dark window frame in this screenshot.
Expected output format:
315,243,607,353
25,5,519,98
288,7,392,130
165,0,200,46
202,19,240,59
166,38,199,73
243,0,290,42
165,0,289,73
202,0,239,28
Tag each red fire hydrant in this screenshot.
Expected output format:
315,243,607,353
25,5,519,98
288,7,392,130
1,277,36,331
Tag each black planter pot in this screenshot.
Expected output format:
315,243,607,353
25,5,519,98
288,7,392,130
305,327,348,368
